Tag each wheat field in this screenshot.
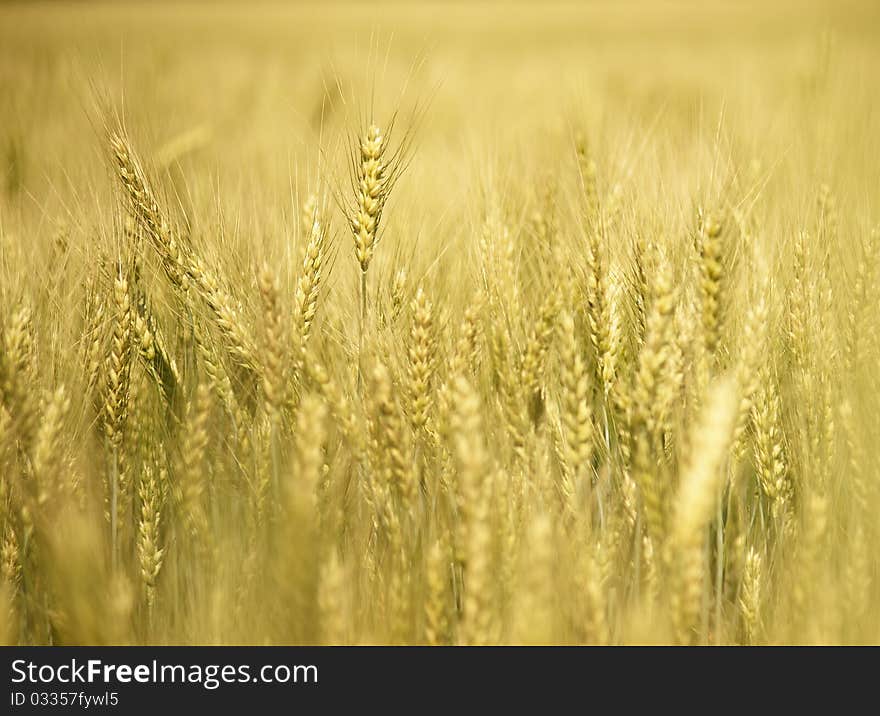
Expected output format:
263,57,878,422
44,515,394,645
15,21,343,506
1,0,879,646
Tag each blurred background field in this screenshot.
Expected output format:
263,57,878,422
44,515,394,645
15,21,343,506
2,1,879,235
